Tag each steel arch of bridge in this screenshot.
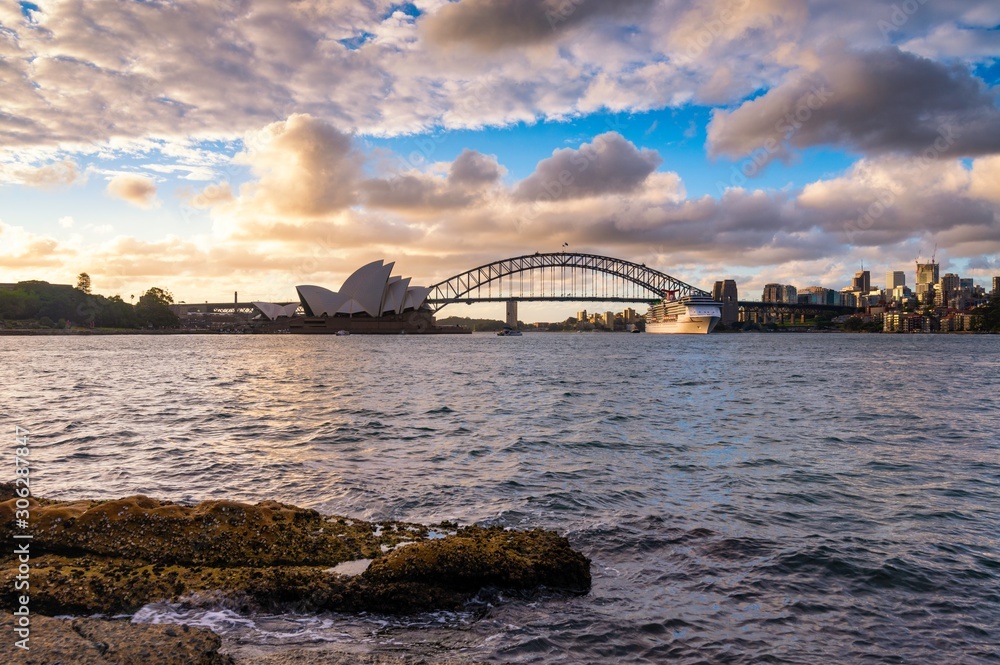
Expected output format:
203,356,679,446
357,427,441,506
425,252,709,313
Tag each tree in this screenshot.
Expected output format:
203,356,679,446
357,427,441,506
843,316,864,331
135,287,179,328
76,272,92,294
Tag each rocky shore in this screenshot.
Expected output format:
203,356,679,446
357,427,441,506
0,483,590,663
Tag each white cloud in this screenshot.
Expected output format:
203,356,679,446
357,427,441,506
106,174,160,209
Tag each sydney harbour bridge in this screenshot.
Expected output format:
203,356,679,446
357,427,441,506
171,251,858,327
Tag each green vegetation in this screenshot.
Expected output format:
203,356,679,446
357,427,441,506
134,286,179,328
437,316,512,331
75,272,92,294
972,295,1000,332
0,280,179,329
843,316,882,332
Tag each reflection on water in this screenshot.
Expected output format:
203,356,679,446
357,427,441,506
3,333,999,663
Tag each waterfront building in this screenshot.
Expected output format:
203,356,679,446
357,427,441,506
762,283,783,303
604,311,615,328
622,307,637,323
296,261,432,318
798,286,837,305
252,302,301,320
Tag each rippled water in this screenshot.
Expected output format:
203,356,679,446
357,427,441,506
4,333,999,663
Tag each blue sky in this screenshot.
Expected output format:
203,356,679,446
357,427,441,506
1,1,999,319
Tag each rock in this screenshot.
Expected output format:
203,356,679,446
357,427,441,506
0,614,232,664
0,490,591,616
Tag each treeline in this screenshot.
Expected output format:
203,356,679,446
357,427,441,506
436,316,512,332
973,295,1000,331
0,278,179,329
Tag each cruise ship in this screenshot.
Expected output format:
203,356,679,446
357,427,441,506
645,292,722,334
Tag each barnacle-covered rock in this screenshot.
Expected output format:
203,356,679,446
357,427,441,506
0,484,591,616
0,613,232,665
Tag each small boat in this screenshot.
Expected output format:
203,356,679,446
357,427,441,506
496,326,522,336
336,330,350,336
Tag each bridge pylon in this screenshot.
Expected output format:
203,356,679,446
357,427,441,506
505,299,518,328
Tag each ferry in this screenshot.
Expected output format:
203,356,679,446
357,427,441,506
645,292,722,334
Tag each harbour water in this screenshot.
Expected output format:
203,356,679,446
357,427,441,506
3,333,999,663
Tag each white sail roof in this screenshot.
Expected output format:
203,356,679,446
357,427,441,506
252,302,300,320
295,260,432,318
383,277,411,315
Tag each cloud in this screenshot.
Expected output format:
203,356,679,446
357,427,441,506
0,222,72,269
1,0,995,162
235,114,361,217
448,149,505,187
361,174,475,212
422,0,655,51
514,133,662,201
969,156,1000,204
707,47,1000,164
106,174,159,209
187,182,235,209
184,120,998,291
0,160,82,187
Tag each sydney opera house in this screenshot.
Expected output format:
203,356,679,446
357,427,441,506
254,260,467,334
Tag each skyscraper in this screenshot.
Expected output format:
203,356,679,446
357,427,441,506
852,270,870,293
916,262,939,305
993,277,1000,297
916,262,939,286
886,271,905,289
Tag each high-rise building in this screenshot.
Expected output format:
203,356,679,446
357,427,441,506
622,307,636,322
994,276,1000,297
576,309,587,322
781,285,797,304
886,271,905,290
762,283,783,303
937,273,961,307
604,311,615,328
712,280,739,325
852,270,871,293
915,262,939,305
916,262,939,287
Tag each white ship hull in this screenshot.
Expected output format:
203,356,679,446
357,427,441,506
646,316,720,334
645,294,722,334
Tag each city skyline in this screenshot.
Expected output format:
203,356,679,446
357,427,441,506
2,1,1000,323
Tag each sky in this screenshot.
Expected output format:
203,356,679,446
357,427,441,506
1,0,999,321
